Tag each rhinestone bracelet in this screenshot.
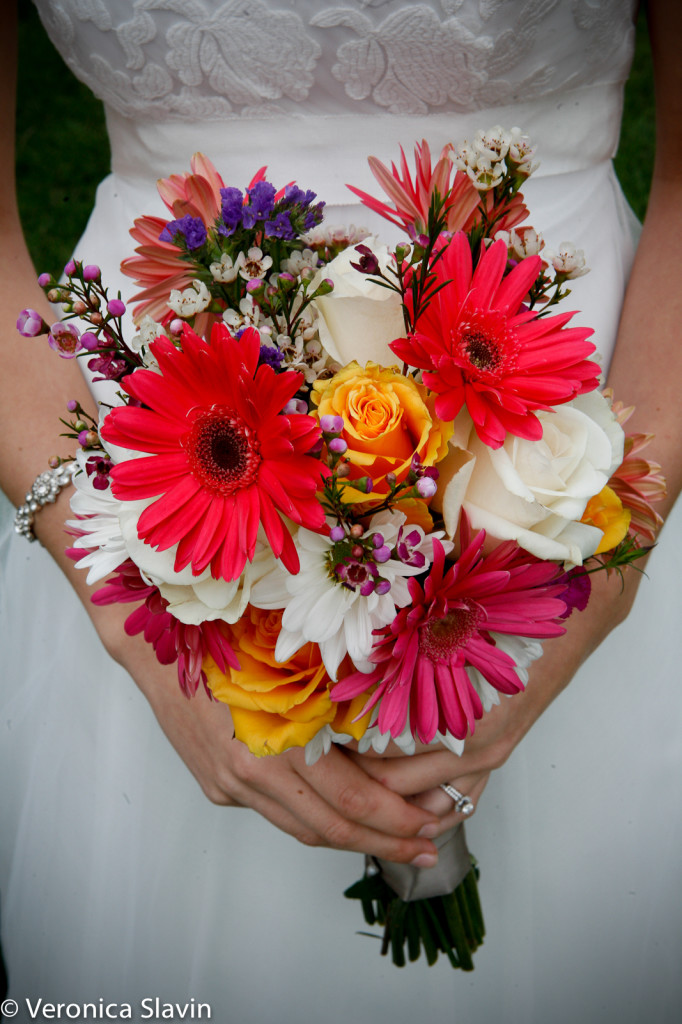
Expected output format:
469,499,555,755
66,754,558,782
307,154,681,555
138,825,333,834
13,462,76,543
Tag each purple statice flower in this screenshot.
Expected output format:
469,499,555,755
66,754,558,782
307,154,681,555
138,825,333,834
242,181,276,228
159,214,207,250
48,322,83,359
264,211,295,240
303,205,325,231
17,308,48,337
257,344,284,370
219,187,244,234
283,185,317,207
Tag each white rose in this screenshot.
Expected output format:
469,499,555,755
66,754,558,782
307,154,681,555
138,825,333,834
434,391,624,565
310,237,405,366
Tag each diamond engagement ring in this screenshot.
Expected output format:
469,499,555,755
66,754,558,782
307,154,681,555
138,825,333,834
439,783,474,816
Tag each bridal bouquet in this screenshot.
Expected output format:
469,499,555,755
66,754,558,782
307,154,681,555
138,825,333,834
18,129,665,970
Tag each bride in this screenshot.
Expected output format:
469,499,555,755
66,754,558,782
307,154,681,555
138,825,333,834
1,1,680,1020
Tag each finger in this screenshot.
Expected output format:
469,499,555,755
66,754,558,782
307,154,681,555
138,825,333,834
298,745,440,838
409,774,491,835
233,747,441,864
348,747,468,797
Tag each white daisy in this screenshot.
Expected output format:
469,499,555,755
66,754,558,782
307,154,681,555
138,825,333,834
250,510,452,680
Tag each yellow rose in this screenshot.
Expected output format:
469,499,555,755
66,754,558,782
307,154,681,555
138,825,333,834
581,485,631,554
204,607,370,756
312,361,452,505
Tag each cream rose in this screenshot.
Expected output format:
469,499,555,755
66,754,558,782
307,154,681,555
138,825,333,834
310,237,405,365
434,391,625,565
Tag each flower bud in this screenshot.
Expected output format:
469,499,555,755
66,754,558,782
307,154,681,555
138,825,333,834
107,299,126,317
38,273,53,288
329,525,345,542
283,399,308,416
319,414,344,434
16,308,48,337
80,332,99,351
416,476,438,498
312,278,334,298
329,437,348,455
349,524,364,539
83,265,101,281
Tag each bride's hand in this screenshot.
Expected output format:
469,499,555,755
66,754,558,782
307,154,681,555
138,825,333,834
98,607,442,867
349,564,644,835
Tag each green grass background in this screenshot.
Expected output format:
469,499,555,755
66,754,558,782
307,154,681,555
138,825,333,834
16,0,655,275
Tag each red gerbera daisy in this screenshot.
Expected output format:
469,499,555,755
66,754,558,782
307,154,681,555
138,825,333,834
390,232,600,448
101,324,327,581
331,520,568,745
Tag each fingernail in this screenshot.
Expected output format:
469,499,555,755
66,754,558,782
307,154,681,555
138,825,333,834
417,823,439,839
410,852,438,868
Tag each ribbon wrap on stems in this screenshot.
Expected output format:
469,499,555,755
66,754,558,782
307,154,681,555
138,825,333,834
345,823,485,969
370,822,473,900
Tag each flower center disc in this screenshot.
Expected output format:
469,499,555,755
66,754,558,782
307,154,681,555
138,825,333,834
463,330,501,370
186,406,261,496
455,309,518,380
419,601,484,662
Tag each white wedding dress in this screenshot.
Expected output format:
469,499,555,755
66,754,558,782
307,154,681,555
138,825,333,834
2,1,681,1021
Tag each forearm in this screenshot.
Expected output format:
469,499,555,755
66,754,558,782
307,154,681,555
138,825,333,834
605,0,682,516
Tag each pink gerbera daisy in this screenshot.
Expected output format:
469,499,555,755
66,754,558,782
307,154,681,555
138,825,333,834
121,153,227,324
120,153,268,331
91,559,238,697
101,324,327,581
331,521,568,745
347,140,480,237
390,232,601,448
608,398,666,545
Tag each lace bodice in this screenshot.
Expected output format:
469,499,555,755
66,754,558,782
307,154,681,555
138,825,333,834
35,0,635,122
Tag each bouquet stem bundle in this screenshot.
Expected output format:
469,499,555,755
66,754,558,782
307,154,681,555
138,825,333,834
345,825,485,969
